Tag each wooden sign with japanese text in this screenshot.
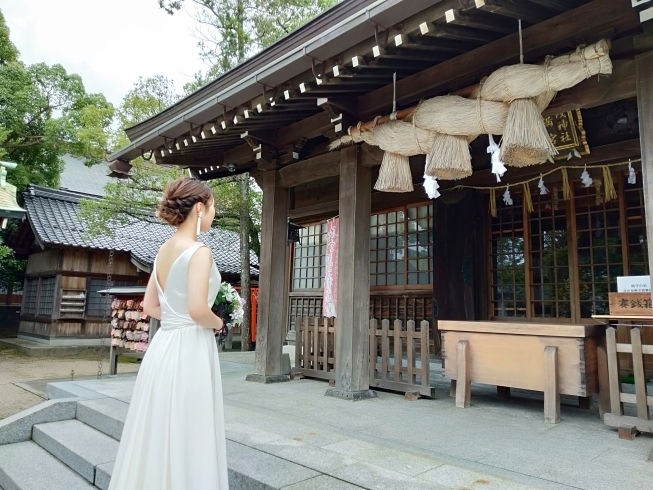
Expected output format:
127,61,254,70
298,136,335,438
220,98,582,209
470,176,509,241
608,292,653,316
544,109,590,159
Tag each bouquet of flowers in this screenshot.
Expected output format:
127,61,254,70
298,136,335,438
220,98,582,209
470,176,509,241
212,282,246,342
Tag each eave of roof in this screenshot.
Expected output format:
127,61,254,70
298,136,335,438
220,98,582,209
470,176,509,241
109,0,440,163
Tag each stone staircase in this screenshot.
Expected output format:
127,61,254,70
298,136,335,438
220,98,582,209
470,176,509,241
0,398,128,490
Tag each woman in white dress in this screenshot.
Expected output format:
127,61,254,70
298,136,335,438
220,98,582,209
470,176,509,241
108,177,229,490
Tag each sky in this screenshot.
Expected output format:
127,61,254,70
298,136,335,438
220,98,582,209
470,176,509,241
3,0,208,107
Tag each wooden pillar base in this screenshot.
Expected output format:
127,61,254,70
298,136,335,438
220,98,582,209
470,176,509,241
325,388,378,402
245,374,290,384
618,424,638,441
449,379,457,398
455,340,471,408
597,345,610,420
544,346,560,424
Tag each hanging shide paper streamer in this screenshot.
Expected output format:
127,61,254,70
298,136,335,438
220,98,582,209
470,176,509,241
538,174,548,195
423,173,440,199
523,183,534,213
500,98,558,166
580,166,593,187
489,188,497,218
487,134,507,182
374,152,414,193
503,185,513,206
602,166,617,202
425,133,472,180
628,159,637,184
560,167,571,200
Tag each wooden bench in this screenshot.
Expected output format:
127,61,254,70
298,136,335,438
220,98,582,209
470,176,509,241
439,321,606,423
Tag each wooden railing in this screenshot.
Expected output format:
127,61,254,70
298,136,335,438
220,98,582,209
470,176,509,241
603,326,653,439
369,319,434,398
291,316,434,398
293,317,336,381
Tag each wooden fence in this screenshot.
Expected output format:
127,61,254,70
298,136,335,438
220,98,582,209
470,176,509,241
603,326,653,438
293,317,336,381
292,317,434,398
369,319,434,398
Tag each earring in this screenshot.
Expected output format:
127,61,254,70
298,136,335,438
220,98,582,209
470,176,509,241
196,211,202,238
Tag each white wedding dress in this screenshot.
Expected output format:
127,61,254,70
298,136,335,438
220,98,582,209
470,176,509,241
108,244,229,490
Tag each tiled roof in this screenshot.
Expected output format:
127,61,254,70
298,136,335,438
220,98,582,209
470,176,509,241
58,155,113,197
23,185,258,277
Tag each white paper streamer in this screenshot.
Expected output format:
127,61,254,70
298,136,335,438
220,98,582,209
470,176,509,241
538,174,548,195
423,174,440,200
487,134,507,182
628,159,637,185
580,166,593,188
503,185,513,206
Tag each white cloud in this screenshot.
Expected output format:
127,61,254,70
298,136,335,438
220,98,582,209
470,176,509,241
3,0,208,106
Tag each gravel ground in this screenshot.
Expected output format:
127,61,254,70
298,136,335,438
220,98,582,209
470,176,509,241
0,346,140,420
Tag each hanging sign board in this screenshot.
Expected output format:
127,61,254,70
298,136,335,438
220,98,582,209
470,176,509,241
543,109,590,159
617,276,651,293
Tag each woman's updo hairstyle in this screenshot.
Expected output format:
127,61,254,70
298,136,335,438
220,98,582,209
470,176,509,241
156,177,213,226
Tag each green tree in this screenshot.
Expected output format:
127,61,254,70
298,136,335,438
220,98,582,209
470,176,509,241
0,232,26,301
0,9,114,193
0,9,113,295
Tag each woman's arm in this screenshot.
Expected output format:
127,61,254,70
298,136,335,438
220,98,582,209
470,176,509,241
143,273,161,320
187,247,224,331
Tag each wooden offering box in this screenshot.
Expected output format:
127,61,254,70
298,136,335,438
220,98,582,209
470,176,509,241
440,321,606,423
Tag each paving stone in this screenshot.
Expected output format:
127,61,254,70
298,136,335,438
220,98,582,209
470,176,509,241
76,398,129,441
329,462,448,490
323,439,444,477
254,437,357,473
46,382,106,401
418,464,542,490
227,440,320,489
226,421,285,446
0,398,78,445
0,441,95,490
281,475,364,489
33,420,118,484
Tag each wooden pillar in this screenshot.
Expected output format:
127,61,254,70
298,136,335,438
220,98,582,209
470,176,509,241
325,146,377,401
544,346,560,424
246,170,290,384
636,51,653,303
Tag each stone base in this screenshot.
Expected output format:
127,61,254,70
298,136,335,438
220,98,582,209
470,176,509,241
245,374,290,384
324,388,378,401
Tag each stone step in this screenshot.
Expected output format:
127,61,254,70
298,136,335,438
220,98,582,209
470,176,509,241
76,398,128,441
32,420,118,487
0,441,95,490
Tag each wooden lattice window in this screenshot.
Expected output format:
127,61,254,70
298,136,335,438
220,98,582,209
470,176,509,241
292,223,326,290
575,183,624,318
23,279,38,315
624,178,649,276
86,279,137,317
529,193,571,318
371,203,433,288
288,296,323,332
490,196,526,318
37,277,56,316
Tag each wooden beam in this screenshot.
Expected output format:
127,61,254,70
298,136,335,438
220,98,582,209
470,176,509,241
636,50,653,316
358,0,639,119
444,8,518,35
276,112,332,149
279,152,340,188
474,0,556,24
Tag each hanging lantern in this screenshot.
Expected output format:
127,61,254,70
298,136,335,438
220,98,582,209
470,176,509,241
287,220,304,243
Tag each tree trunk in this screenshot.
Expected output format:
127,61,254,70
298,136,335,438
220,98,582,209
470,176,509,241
239,173,252,351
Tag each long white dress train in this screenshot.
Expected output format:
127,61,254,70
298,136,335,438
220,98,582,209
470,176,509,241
108,244,229,490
